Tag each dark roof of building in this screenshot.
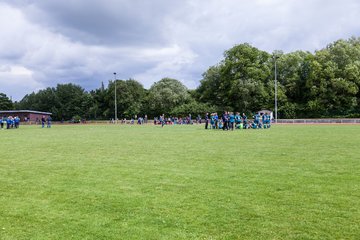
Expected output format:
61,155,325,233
0,110,52,115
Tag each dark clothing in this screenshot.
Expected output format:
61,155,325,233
222,113,229,130
205,114,209,129
47,117,52,128
14,118,20,128
41,117,46,128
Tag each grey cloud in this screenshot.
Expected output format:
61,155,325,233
9,0,183,46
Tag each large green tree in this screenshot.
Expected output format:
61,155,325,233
51,84,93,120
197,43,273,114
147,78,190,116
17,84,93,120
106,79,147,119
16,88,58,113
89,82,108,120
0,93,13,110
304,38,360,116
196,65,223,106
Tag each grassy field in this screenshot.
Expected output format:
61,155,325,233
0,124,359,239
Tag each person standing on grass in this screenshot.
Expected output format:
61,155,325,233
218,118,223,129
6,116,12,129
41,115,46,128
214,113,218,129
210,113,214,129
14,116,20,128
160,114,165,127
262,113,266,128
0,117,3,130
205,113,209,129
266,113,271,128
235,112,241,129
47,116,52,128
229,112,235,130
254,112,260,128
242,113,248,129
222,111,229,130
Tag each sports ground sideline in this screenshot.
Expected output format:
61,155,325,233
1,124,359,239
18,117,360,126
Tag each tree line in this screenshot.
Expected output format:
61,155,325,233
1,36,359,120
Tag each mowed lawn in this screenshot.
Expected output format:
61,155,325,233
0,124,359,240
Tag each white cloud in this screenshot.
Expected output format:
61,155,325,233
0,65,44,100
133,44,198,88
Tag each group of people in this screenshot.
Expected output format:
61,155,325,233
151,112,272,130
111,115,149,125
0,116,21,129
205,112,271,130
1,112,271,130
154,115,194,126
41,116,52,128
0,115,52,129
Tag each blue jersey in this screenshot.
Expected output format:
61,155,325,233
229,114,235,123
266,115,271,124
210,116,215,125
242,115,247,123
254,114,260,123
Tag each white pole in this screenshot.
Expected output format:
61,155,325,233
274,58,278,124
114,72,117,124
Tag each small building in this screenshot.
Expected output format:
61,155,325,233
257,109,273,120
0,110,52,123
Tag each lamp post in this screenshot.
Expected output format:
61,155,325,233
273,56,278,124
113,72,117,123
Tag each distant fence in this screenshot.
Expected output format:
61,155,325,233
21,119,360,125
276,119,360,124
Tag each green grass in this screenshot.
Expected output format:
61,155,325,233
0,124,360,239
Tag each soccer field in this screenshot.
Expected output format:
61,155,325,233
1,124,359,239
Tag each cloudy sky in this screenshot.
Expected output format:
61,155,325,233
0,0,359,101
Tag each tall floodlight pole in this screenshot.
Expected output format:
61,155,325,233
113,72,117,123
274,56,278,124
